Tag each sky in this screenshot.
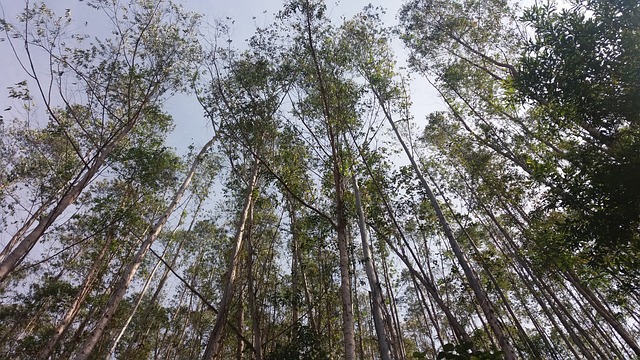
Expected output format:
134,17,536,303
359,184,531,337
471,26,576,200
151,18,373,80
0,0,443,251
0,0,445,294
169,0,442,152
0,0,443,153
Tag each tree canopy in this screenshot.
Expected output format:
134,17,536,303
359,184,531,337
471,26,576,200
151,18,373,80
1,0,639,359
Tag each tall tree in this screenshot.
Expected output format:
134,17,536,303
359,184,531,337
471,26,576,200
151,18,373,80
356,6,516,357
514,0,640,284
0,0,201,282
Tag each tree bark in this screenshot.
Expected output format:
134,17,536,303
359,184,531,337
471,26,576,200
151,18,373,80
202,162,260,360
236,308,245,360
246,197,263,360
352,176,392,360
381,253,406,360
75,137,216,360
287,198,301,339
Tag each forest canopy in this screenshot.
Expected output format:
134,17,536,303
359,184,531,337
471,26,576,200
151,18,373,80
0,0,638,359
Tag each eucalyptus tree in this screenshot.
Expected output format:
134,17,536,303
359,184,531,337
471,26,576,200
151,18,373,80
399,0,640,284
207,3,402,358
274,2,365,357
276,2,426,356
109,157,220,358
147,218,229,359
399,0,640,356
341,5,517,357
74,135,216,360
1,1,210,358
352,175,392,360
196,30,295,356
0,109,181,359
0,0,202,282
420,107,640,357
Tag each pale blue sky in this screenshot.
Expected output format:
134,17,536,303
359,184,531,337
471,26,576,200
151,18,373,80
0,0,442,154
0,0,441,267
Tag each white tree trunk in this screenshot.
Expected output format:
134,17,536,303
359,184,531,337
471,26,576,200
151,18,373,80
352,176,392,360
202,162,260,360
0,117,140,282
106,256,163,358
74,137,216,360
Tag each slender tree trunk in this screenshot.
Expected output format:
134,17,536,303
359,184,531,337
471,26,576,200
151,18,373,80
514,283,561,360
565,271,640,356
563,280,626,359
441,173,543,357
381,254,406,360
300,2,356,356
0,201,49,262
353,176,392,360
59,304,100,359
351,258,367,360
475,183,623,359
375,94,516,359
357,155,470,346
409,270,440,353
542,279,604,359
202,162,260,360
75,137,216,360
0,112,144,282
123,206,197,355
287,199,301,339
335,186,357,360
36,235,114,360
158,285,186,360
246,199,263,360
554,283,612,359
491,211,591,358
106,255,163,358
299,256,317,334
514,253,585,358
236,308,245,360
389,233,470,345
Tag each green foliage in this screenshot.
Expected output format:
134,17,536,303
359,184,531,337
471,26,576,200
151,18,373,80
3,0,640,359
435,342,504,360
265,326,330,360
514,0,640,282
110,106,183,192
0,276,77,358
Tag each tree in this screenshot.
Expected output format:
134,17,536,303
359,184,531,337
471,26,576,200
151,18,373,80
400,0,640,357
514,0,640,284
277,2,361,357
0,0,201,282
2,0,639,358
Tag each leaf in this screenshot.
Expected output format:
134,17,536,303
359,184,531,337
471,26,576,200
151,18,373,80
442,343,456,352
